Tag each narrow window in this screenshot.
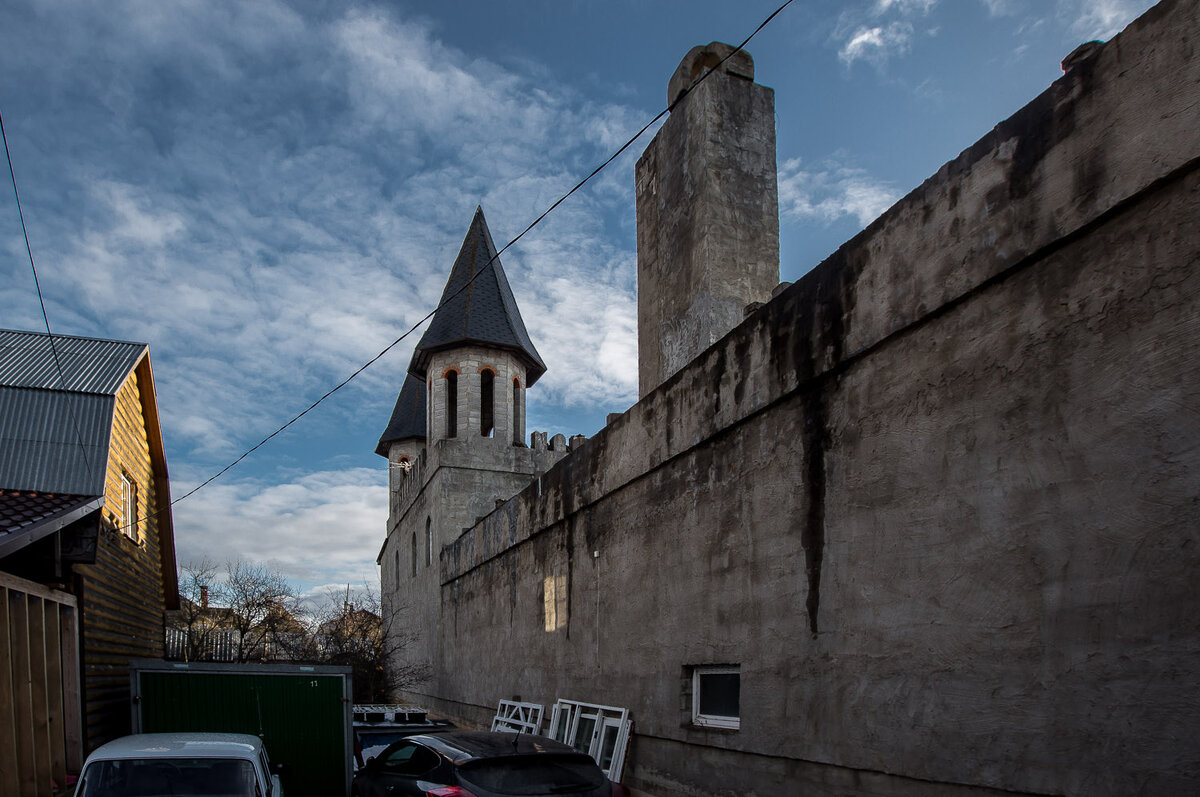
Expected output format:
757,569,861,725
120,473,139,541
512,378,522,445
410,532,417,578
445,371,458,438
425,517,433,567
691,665,740,729
395,550,400,586
480,369,495,437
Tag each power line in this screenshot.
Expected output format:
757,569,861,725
0,107,96,485
172,0,796,512
4,0,795,532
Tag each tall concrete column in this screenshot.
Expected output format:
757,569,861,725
636,42,780,397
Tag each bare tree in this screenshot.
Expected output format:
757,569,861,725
223,560,305,663
309,584,430,703
169,558,228,661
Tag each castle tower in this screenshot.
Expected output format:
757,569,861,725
409,206,546,450
376,208,566,642
636,42,780,396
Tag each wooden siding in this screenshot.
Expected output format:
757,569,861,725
75,367,168,750
0,572,81,797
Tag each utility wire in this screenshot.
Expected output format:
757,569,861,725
1,107,96,484
18,0,796,531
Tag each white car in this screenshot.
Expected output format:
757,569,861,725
74,732,283,797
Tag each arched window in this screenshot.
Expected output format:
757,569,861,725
445,370,458,438
512,378,522,445
410,532,417,578
480,369,495,437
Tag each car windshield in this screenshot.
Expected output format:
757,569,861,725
458,755,606,796
79,758,257,797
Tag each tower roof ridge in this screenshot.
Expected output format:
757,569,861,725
409,207,547,385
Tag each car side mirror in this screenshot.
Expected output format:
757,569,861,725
365,756,376,768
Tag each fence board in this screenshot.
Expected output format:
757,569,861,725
0,589,18,796
45,600,67,787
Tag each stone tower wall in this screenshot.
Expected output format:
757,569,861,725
636,44,780,397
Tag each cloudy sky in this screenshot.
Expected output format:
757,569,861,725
1,0,1155,596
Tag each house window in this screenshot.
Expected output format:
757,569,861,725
395,550,400,586
425,517,433,567
512,378,522,445
480,368,495,437
120,473,139,541
445,370,458,438
410,532,417,578
691,665,740,730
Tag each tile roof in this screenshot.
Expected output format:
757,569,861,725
376,372,427,456
0,489,103,558
409,207,547,385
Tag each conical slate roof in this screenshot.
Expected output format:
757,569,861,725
408,207,546,385
375,372,427,457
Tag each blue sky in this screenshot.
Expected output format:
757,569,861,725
1,0,1156,596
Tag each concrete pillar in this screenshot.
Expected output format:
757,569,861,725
636,42,780,397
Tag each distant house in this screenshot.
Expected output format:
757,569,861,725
165,589,308,664
0,329,178,793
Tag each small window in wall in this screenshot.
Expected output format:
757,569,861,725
120,472,139,542
395,550,400,586
445,370,458,438
480,368,495,437
425,516,433,567
691,665,740,729
410,532,417,578
512,378,522,445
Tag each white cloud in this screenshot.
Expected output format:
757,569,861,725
1059,0,1154,40
778,156,901,227
173,468,387,590
839,22,915,66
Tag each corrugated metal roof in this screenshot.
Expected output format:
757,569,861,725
0,329,146,495
0,387,114,494
0,328,146,394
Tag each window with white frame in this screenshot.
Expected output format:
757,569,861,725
691,665,740,729
120,473,139,542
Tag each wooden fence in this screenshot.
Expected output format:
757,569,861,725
0,572,82,797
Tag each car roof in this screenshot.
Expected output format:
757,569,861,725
84,733,264,763
405,732,585,764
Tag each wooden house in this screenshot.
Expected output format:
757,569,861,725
0,329,178,795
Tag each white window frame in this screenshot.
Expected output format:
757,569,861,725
120,473,139,542
490,700,543,734
691,665,740,730
547,699,631,783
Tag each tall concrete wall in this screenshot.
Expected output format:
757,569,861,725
394,1,1200,794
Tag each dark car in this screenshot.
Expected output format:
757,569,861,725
352,731,623,797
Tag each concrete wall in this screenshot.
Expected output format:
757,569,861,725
395,1,1200,794
636,45,779,397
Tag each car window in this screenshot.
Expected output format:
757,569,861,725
459,755,607,795
382,743,439,776
78,758,257,797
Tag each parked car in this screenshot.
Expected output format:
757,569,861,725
353,704,456,771
352,731,627,797
74,732,284,797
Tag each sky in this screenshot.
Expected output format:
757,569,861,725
1,0,1157,597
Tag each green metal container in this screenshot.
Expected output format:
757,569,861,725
130,660,352,797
